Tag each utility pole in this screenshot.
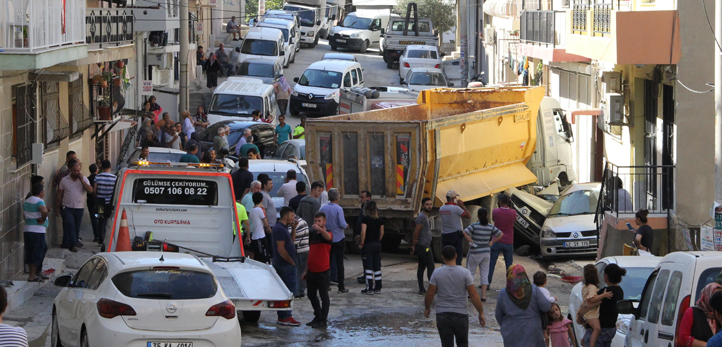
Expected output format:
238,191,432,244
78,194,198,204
459,0,468,87
179,0,189,111
702,0,722,202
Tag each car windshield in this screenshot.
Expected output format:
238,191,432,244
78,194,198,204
238,62,275,78
259,27,289,41
341,16,373,29
390,21,431,32
298,69,342,88
112,270,217,300
241,39,278,56
284,6,314,26
130,151,183,164
549,188,600,216
599,267,656,301
407,50,437,59
408,72,446,86
209,94,263,116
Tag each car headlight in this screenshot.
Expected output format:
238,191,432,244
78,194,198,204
291,89,298,96
350,32,360,38
616,317,630,335
307,31,314,37
325,91,338,99
541,226,556,238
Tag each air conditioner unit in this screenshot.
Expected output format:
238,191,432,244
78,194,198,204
484,25,496,44
605,93,625,125
603,72,622,93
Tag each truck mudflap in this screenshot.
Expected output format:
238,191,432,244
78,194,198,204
202,257,294,311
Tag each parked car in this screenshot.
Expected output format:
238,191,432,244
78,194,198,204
51,252,242,347
322,52,358,62
199,120,277,158
401,67,452,92
398,45,443,84
235,58,283,84
238,27,287,69
257,18,299,66
567,256,661,347
509,186,554,244
290,60,364,116
272,139,305,160
122,147,186,169
249,159,309,213
539,182,601,258
617,251,722,347
207,77,277,125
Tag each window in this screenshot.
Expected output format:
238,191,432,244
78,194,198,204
343,73,352,87
639,271,657,319
351,69,358,85
396,134,411,197
86,259,108,290
69,77,91,138
73,258,100,289
112,270,218,299
371,18,381,29
357,68,364,84
274,143,288,158
661,271,683,326
647,269,670,324
41,82,69,147
369,133,385,196
319,133,333,189
695,267,722,301
12,84,36,167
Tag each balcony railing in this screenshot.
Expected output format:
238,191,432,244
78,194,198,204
593,4,612,35
597,163,674,218
572,4,589,34
86,8,134,48
2,0,85,52
520,10,567,47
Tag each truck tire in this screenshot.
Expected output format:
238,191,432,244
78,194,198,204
431,236,442,263
359,40,368,53
311,35,319,48
330,44,337,51
381,235,402,253
242,310,261,323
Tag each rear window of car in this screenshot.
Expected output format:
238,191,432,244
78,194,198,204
132,179,219,206
112,269,217,300
407,50,437,59
252,171,308,197
695,267,722,301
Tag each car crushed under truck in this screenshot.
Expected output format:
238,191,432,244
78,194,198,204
305,86,576,261
102,162,293,323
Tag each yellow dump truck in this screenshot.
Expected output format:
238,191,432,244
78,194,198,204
305,86,546,260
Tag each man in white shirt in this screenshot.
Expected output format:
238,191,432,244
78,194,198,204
55,160,93,252
248,192,271,262
277,170,298,206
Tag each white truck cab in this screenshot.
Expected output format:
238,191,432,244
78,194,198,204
527,97,577,186
208,78,277,124
257,18,299,67
283,0,328,47
238,26,287,68
327,10,393,53
290,60,363,116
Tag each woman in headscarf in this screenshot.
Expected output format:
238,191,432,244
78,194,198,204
136,118,154,144
206,52,222,91
680,282,722,346
148,96,162,122
495,264,551,347
273,75,292,117
193,106,210,134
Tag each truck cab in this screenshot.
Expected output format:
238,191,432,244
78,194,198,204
207,77,278,125
327,10,393,53
527,97,576,187
283,0,328,47
382,5,438,69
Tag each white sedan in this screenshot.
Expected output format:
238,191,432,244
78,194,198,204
402,67,453,92
398,45,443,84
567,256,661,347
52,252,242,347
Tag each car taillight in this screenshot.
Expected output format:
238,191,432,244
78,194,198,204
268,300,291,308
434,64,440,68
403,62,410,68
97,298,137,319
674,295,691,347
162,242,179,252
206,300,236,319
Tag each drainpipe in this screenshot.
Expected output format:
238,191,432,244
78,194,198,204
180,0,189,111
716,0,722,201
460,0,468,87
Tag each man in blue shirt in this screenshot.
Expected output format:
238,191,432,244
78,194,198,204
275,115,293,145
319,189,349,293
272,206,301,326
708,291,722,347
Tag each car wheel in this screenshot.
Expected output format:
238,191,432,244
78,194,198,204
359,40,368,53
312,35,319,47
290,52,296,63
386,60,394,69
431,236,442,263
330,44,337,51
290,108,300,117
399,77,403,84
242,310,261,323
51,311,62,347
80,329,89,347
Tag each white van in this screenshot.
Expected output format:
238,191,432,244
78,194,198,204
290,60,363,116
328,10,392,53
238,27,286,68
618,251,722,347
207,78,277,124
258,18,299,67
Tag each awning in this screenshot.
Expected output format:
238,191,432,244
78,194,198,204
105,119,136,133
29,71,79,82
435,162,538,202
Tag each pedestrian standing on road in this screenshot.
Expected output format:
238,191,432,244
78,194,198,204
234,128,250,156
462,207,503,301
141,132,160,148
94,160,117,243
319,189,349,293
578,264,607,347
425,245,486,347
25,176,44,200
705,292,722,347
175,123,187,150
533,271,557,304
215,43,233,77
439,190,471,266
56,160,92,252
165,125,181,150
0,286,28,346
576,264,625,347
222,126,231,149
272,206,301,326
679,282,722,346
193,106,210,134
274,75,292,117
205,52,222,90
180,144,200,163
242,181,262,234
196,46,206,72
260,176,277,227
232,158,253,201
53,151,77,186
137,118,154,145
546,303,578,347
277,170,298,206
296,181,323,225
289,181,307,212
303,212,333,329
294,117,306,140
411,197,435,295
632,209,654,256
355,190,372,284
360,201,384,295
293,215,310,298
495,264,551,347
249,192,271,262
24,184,49,282
181,110,195,140
488,193,517,285
275,115,293,145
212,127,226,153
87,164,99,243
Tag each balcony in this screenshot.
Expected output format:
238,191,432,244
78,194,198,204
0,0,87,70
131,0,180,32
519,10,590,62
84,8,135,64
566,3,680,64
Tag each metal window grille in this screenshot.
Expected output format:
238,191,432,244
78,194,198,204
70,78,92,138
572,4,589,34
520,10,556,46
42,82,69,146
592,4,612,35
86,8,134,47
14,84,36,167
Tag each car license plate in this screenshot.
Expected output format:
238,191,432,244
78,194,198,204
515,214,529,229
336,39,346,43
147,343,193,347
301,103,317,108
563,241,590,248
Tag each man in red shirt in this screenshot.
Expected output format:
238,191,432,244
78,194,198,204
303,211,333,329
489,193,517,285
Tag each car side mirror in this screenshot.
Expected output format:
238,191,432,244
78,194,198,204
235,47,240,52
54,275,73,287
449,82,454,87
616,300,639,319
316,20,321,26
294,77,299,82
281,50,286,55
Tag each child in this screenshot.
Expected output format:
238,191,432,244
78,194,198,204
533,271,557,303
581,264,601,347
546,302,577,347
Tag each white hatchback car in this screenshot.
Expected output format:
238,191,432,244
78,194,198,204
402,67,453,92
249,158,309,211
398,45,443,84
567,256,661,347
52,252,241,347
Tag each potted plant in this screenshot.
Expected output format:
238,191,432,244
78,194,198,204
97,96,112,120
100,71,113,88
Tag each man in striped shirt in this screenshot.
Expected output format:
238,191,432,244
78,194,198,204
292,216,309,298
23,184,49,282
93,160,117,243
0,287,28,346
462,207,503,301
